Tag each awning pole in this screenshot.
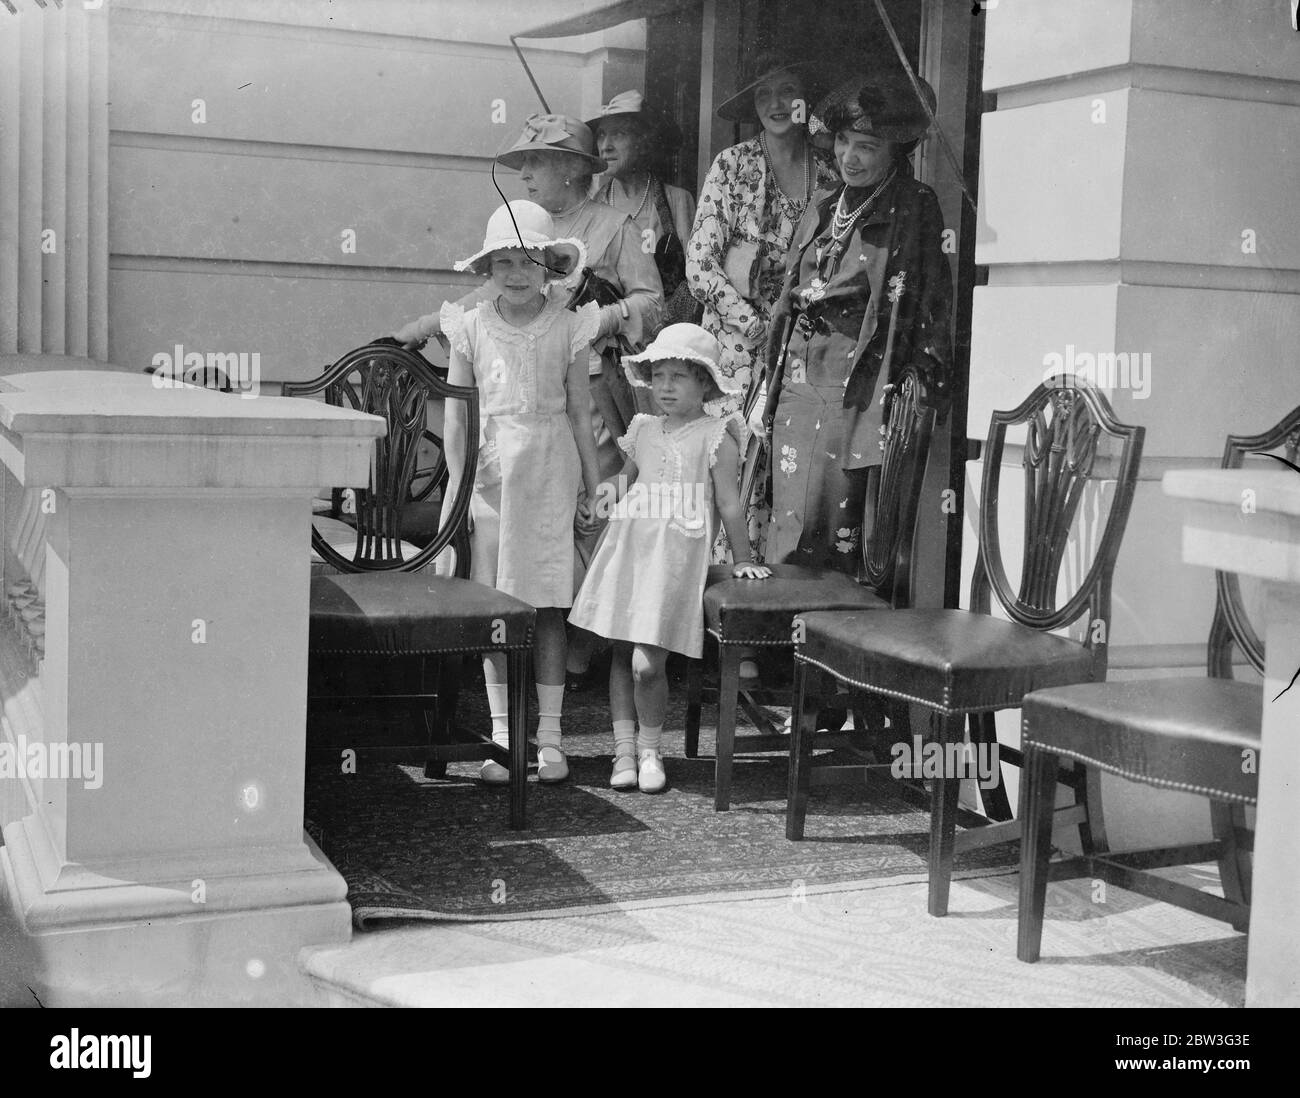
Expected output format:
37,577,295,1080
510,36,551,113
871,0,977,216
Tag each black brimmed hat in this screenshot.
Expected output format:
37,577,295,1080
715,53,824,124
809,74,937,148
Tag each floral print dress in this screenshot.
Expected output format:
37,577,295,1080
687,137,838,563
685,137,839,392
768,222,882,570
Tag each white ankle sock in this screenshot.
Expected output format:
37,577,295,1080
612,719,636,757
486,683,509,749
638,724,663,753
536,683,564,749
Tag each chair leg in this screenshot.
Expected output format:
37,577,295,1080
685,655,703,759
927,712,960,917
714,647,741,811
970,711,1012,821
506,648,528,831
1017,745,1059,962
424,653,461,778
422,656,448,779
785,659,814,840
1077,760,1110,855
1211,800,1251,928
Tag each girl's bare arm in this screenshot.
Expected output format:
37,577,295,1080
439,344,473,526
711,430,770,579
564,349,604,497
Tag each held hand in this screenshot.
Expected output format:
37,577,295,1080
732,562,772,580
746,403,768,441
574,496,603,537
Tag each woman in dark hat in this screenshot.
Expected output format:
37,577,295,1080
685,53,840,398
760,74,953,573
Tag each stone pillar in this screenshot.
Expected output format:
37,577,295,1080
1165,466,1300,1006
0,0,109,360
967,0,1300,844
0,370,383,1005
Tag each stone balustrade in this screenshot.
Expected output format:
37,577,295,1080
0,368,383,1006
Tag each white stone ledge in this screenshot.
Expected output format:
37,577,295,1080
985,262,1300,295
4,820,347,932
994,64,1300,110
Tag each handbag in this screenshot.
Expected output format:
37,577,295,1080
651,179,703,325
721,239,760,302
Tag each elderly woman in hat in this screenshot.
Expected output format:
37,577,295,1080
761,75,953,573
588,91,698,328
686,53,840,396
588,91,695,249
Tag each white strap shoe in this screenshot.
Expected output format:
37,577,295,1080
479,758,509,785
637,748,667,794
610,752,638,790
537,744,569,784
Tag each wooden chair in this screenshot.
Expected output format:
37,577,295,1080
1015,406,1300,960
788,378,1145,915
686,365,937,811
284,342,535,830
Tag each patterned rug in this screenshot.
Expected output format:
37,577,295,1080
305,682,1019,928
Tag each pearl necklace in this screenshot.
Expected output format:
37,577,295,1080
552,195,590,220
830,170,895,241
760,132,812,215
605,175,652,222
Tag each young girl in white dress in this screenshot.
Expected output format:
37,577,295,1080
434,201,603,784
569,324,771,792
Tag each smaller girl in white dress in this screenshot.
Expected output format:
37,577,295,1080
569,324,771,793
427,201,604,784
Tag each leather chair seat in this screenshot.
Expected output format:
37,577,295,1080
310,573,535,655
1023,678,1261,804
704,563,887,646
795,608,1095,713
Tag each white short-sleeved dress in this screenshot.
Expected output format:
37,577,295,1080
569,412,743,658
440,295,600,609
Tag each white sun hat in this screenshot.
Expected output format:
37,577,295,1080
454,200,587,280
623,323,744,405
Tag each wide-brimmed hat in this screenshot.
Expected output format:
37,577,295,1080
623,324,743,404
809,74,937,148
585,91,683,151
454,201,586,279
495,113,606,174
716,53,824,124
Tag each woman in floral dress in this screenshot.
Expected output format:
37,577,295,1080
686,53,839,396
762,75,953,572
686,54,838,582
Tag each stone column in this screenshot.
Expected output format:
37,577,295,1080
967,0,1300,844
0,0,109,360
0,370,384,1006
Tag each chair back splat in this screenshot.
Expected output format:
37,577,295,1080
284,344,478,574
972,379,1144,680
863,366,936,606
1209,409,1300,678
